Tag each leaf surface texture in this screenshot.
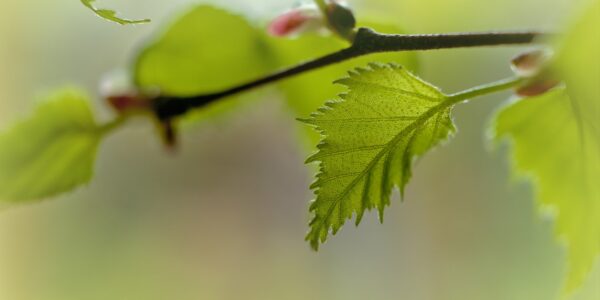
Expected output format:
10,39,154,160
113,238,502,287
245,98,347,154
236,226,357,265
304,64,456,249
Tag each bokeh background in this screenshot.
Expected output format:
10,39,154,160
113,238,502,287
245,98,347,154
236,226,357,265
0,0,598,299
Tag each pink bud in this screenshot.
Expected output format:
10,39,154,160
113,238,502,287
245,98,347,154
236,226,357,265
107,93,150,113
269,11,309,36
268,5,324,37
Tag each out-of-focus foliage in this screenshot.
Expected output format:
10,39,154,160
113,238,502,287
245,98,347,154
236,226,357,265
0,89,104,203
493,1,600,294
0,0,594,299
303,64,455,249
493,89,599,295
134,5,416,135
554,0,599,148
81,0,150,25
134,6,269,95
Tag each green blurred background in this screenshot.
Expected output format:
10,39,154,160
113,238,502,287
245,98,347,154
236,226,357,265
0,0,598,299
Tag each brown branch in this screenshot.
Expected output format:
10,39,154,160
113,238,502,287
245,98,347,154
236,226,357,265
152,28,550,120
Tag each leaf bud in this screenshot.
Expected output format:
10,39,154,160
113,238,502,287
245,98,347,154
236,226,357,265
511,49,560,97
511,49,553,78
326,1,356,37
101,69,151,113
268,4,324,37
516,78,561,97
106,94,150,113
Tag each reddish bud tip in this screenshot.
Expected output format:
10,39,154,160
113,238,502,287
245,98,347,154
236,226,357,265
268,4,325,37
107,94,150,113
516,79,560,97
268,10,312,37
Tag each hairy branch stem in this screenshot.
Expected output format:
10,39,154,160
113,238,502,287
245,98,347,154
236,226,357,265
152,28,548,120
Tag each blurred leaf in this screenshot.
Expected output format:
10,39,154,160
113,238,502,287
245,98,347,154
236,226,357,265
133,5,417,132
0,89,104,203
494,1,600,294
134,6,270,96
81,0,150,25
554,0,600,146
493,88,600,295
302,64,455,250
134,6,275,126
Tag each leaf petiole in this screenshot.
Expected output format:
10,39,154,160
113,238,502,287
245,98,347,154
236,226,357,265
448,77,525,104
97,115,130,136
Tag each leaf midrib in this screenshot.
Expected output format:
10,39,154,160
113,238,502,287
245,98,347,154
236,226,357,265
314,95,454,232
343,78,440,103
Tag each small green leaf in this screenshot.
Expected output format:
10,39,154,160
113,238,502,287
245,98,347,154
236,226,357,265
81,0,150,25
303,63,456,250
0,89,104,203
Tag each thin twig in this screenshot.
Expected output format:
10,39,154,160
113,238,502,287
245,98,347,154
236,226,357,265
152,28,550,119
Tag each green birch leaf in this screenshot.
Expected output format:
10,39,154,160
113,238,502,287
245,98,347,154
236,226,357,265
81,0,150,25
0,89,104,203
303,63,456,250
494,1,600,294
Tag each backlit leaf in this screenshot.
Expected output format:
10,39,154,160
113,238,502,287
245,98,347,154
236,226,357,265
267,21,417,143
303,63,456,250
493,1,600,292
493,88,600,295
0,89,105,203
